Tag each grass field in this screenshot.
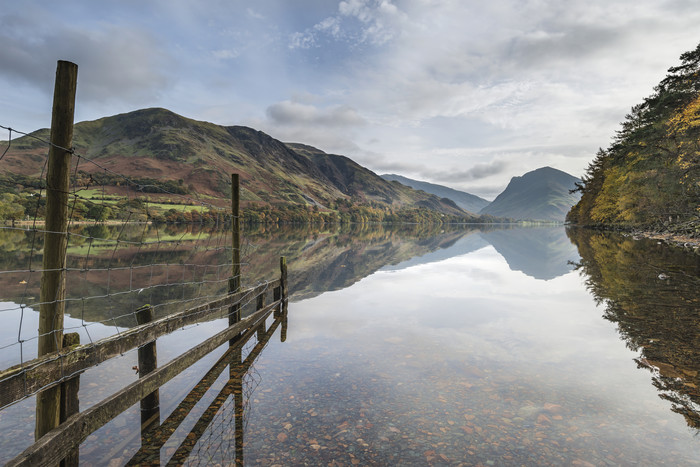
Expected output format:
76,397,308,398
74,189,213,213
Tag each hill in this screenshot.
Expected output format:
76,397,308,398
380,174,490,213
286,143,469,215
568,43,700,237
479,167,581,222
0,108,469,221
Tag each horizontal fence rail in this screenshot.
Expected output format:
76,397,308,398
0,280,279,409
127,301,286,465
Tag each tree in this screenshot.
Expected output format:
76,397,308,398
0,193,25,224
568,41,700,231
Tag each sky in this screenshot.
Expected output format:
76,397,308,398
1,0,699,200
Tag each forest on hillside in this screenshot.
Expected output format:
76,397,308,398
568,43,700,237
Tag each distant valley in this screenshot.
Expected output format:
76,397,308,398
380,174,490,213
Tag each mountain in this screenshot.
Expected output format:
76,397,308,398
568,43,700,236
380,174,490,213
2,108,467,218
479,167,581,222
286,143,468,215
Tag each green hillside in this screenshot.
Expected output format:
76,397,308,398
568,43,700,236
0,108,472,223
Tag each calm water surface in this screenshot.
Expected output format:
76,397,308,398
0,224,698,465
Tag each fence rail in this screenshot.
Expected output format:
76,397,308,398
0,279,279,409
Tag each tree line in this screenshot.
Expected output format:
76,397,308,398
568,42,700,236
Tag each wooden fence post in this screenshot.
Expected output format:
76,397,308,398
135,305,160,437
280,256,287,313
273,287,281,316
233,349,244,466
256,293,266,341
281,312,288,343
229,174,241,332
36,59,78,441
278,256,288,340
59,333,80,467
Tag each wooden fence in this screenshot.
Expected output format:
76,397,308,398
0,60,290,466
4,267,287,466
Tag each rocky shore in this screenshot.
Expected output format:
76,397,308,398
626,229,699,253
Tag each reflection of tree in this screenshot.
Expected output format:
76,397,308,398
568,228,700,429
1,224,234,327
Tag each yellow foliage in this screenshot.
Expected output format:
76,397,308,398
590,167,624,223
669,94,700,132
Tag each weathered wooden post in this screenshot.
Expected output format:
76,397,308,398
135,305,160,439
233,349,244,467
273,286,281,316
229,174,241,333
279,256,288,341
36,59,78,441
280,311,288,343
256,292,266,341
281,256,287,311
279,256,288,316
59,333,80,467
273,256,286,317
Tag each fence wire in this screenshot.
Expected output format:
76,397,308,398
0,122,260,404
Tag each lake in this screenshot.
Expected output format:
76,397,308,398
0,223,698,465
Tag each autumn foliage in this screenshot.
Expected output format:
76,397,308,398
568,43,700,236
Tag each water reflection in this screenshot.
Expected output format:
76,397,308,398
482,226,580,280
123,308,287,466
2,224,700,464
0,223,582,335
383,225,582,280
568,228,700,430
238,230,700,465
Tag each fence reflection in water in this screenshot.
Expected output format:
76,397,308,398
128,304,288,466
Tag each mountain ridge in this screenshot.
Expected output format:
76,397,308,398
2,107,584,225
380,173,490,213
2,107,469,219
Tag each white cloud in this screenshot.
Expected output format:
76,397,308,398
246,8,265,20
289,0,405,49
0,13,171,105
266,100,366,128
252,99,368,154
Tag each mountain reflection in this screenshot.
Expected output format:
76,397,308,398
568,228,700,430
244,223,488,300
481,226,580,280
1,223,581,331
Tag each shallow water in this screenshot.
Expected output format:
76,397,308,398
0,224,698,465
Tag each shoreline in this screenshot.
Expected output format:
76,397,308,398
568,223,700,253
628,230,700,251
